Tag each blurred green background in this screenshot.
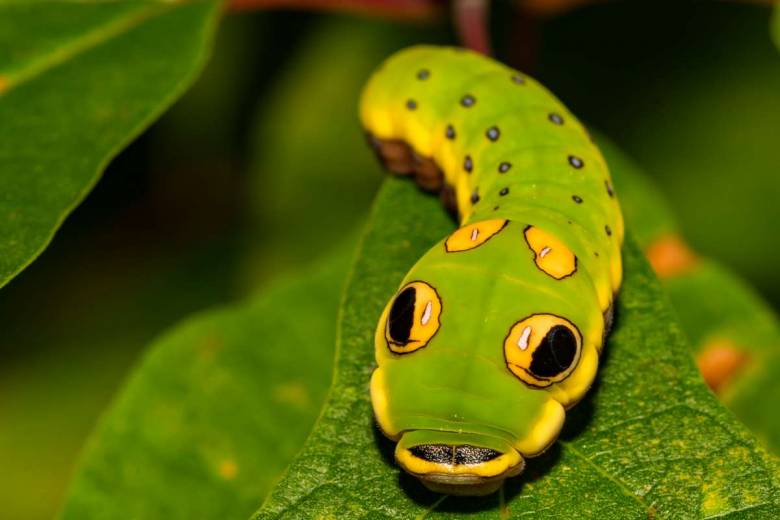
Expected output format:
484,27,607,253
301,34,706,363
0,2,777,518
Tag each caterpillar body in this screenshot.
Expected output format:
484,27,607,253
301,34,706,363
360,46,624,496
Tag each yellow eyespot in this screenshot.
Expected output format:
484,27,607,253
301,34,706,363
385,281,442,354
503,314,582,388
523,225,577,280
445,219,508,253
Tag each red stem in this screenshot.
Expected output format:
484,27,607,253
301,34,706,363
453,0,492,55
228,0,446,21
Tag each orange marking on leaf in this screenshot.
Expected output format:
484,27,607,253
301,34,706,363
696,338,749,393
646,234,699,279
0,75,8,94
218,459,238,480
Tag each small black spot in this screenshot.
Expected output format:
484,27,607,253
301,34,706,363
548,113,564,125
417,69,430,80
594,251,600,257
445,124,456,140
493,206,500,211
388,287,416,344
572,195,583,204
529,325,577,378
568,155,584,169
605,180,614,197
498,162,511,173
486,126,500,142
406,99,417,110
499,187,509,196
511,74,525,85
567,220,573,225
605,225,612,237
464,155,473,173
455,445,501,465
410,445,452,464
471,190,480,204
461,94,476,107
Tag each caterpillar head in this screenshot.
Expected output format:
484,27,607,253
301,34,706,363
370,219,604,495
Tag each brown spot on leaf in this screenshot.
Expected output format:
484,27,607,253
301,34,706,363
198,335,223,361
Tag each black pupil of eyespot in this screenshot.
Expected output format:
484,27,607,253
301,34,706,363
530,325,577,378
388,287,416,344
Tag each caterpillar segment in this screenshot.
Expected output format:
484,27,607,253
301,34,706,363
361,46,624,495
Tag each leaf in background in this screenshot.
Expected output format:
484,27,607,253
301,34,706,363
595,136,678,250
60,245,350,519
257,178,780,519
243,17,436,285
599,133,780,454
665,261,780,453
0,0,221,289
0,228,245,520
772,5,780,51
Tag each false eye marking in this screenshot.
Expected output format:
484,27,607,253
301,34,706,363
504,314,583,388
530,325,578,378
385,280,442,355
445,219,508,253
523,225,577,280
388,286,415,344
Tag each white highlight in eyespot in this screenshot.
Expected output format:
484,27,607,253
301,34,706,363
540,246,552,258
470,228,479,241
518,326,532,350
421,301,433,325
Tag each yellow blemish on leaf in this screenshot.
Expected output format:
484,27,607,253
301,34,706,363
0,75,7,95
273,381,311,408
218,459,238,480
700,483,729,517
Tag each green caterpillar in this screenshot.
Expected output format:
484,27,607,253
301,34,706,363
360,46,624,496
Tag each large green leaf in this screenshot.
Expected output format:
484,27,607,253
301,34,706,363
59,247,349,519
0,233,245,520
257,178,780,519
0,0,220,289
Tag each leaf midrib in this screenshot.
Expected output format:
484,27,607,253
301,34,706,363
0,2,173,96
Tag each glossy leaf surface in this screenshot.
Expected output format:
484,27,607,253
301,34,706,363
0,0,220,289
60,250,348,519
